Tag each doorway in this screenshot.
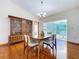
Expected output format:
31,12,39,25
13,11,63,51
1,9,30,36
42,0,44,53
43,19,67,41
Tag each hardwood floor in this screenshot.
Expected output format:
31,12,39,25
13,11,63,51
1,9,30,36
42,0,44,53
68,43,79,59
0,42,55,59
0,41,79,59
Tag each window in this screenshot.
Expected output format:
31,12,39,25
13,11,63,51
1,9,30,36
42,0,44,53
43,20,67,40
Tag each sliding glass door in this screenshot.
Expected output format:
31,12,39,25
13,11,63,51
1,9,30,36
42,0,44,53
43,20,67,41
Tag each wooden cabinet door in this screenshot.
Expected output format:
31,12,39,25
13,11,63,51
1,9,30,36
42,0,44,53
22,20,32,35
26,20,32,34
10,17,22,35
22,19,27,34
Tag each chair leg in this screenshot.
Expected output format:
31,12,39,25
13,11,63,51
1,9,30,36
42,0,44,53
52,47,54,56
55,45,57,58
24,46,26,54
27,46,29,59
38,46,40,59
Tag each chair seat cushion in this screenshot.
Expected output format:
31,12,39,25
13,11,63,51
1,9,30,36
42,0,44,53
44,37,53,44
44,40,53,44
28,42,38,47
30,39,39,43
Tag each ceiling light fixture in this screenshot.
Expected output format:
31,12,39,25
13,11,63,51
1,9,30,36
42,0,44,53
37,0,46,17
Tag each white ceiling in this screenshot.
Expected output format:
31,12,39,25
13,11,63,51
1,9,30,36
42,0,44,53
11,0,79,17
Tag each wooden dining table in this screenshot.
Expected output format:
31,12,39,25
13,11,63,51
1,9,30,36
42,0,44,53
32,35,50,40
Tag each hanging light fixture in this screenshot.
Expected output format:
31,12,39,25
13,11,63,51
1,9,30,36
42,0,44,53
37,0,46,17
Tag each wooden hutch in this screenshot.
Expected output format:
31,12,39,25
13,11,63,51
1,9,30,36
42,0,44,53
8,15,32,45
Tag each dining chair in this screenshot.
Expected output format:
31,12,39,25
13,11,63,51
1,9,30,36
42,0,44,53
43,34,57,56
24,35,39,52
24,34,45,59
24,35,38,59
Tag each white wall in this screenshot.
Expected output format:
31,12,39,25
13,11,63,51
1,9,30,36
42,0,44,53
41,7,79,43
0,0,38,44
